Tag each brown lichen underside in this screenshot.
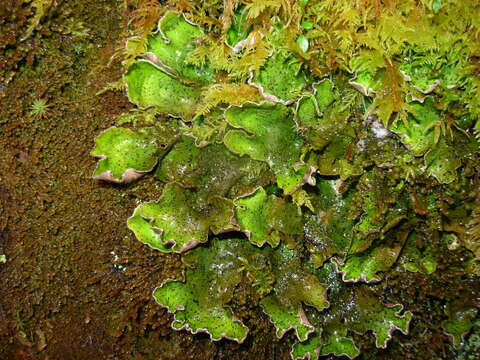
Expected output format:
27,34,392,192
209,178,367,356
0,1,477,360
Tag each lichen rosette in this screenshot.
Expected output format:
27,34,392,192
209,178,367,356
92,4,480,358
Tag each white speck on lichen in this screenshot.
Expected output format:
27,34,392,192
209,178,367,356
371,121,391,139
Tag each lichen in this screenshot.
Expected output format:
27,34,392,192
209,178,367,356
443,299,479,347
224,102,312,194
91,126,161,183
91,2,480,358
235,187,303,247
127,183,235,253
124,60,202,119
291,263,412,359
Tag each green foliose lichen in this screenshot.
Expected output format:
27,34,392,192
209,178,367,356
92,2,480,358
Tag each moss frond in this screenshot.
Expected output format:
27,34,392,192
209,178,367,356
196,83,262,116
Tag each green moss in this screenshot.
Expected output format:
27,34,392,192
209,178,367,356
154,280,248,342
349,69,384,97
226,6,251,47
335,227,408,283
292,328,358,359
456,320,480,360
268,244,329,312
303,179,354,267
260,295,313,341
397,231,438,274
153,237,329,344
424,137,462,184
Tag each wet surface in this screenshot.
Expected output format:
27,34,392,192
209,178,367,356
0,1,478,360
